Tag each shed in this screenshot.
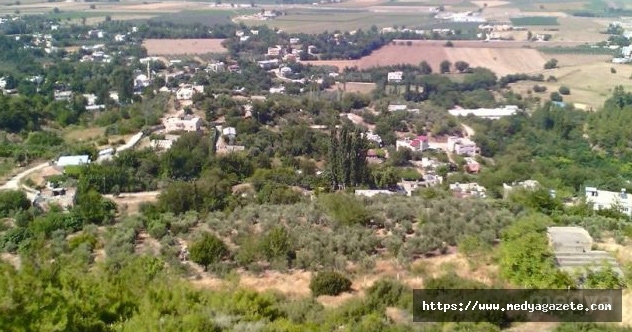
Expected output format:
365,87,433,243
56,155,90,167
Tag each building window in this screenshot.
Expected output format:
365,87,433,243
625,208,629,212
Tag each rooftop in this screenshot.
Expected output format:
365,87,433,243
547,226,624,277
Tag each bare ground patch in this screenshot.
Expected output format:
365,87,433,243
328,82,376,94
143,39,227,56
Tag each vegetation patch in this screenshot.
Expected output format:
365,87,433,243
510,16,559,26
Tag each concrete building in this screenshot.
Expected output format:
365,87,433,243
387,71,403,83
163,116,202,133
547,226,623,277
176,85,204,100
447,136,477,156
449,182,486,198
585,187,632,217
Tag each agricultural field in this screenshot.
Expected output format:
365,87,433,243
142,39,227,56
510,16,560,25
238,9,436,33
304,40,553,76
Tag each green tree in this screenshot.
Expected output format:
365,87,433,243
440,60,451,74
454,61,470,73
419,61,433,74
189,232,229,271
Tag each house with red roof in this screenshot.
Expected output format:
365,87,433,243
395,135,429,152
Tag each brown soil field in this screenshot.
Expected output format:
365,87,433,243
142,39,227,56
328,82,376,94
304,40,554,76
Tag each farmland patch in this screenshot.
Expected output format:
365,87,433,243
142,39,227,56
510,16,559,25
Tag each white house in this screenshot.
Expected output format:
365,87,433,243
176,85,204,100
448,105,519,119
207,61,225,73
56,155,90,167
387,71,403,83
267,46,283,56
222,126,237,139
396,136,429,152
362,131,383,145
163,116,202,133
585,187,632,217
447,136,477,156
355,190,394,197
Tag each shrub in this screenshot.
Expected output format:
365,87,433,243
544,59,558,69
558,86,571,95
309,271,352,296
318,194,371,226
533,85,547,93
366,278,410,307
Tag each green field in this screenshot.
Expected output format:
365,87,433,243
510,16,559,26
152,9,256,25
240,9,437,33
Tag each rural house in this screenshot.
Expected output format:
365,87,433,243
450,182,486,198
547,226,623,278
447,136,478,156
464,157,480,173
176,85,204,100
355,190,395,197
585,187,632,217
396,136,429,152
164,116,202,133
387,71,403,83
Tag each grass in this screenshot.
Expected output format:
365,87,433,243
510,61,632,110
510,16,559,26
152,9,256,26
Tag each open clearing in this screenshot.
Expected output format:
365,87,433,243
510,61,632,110
328,82,376,94
142,39,227,56
304,40,550,76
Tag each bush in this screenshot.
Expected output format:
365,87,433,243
309,271,352,296
544,59,558,69
558,86,571,95
366,278,410,307
318,194,371,226
533,85,547,93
